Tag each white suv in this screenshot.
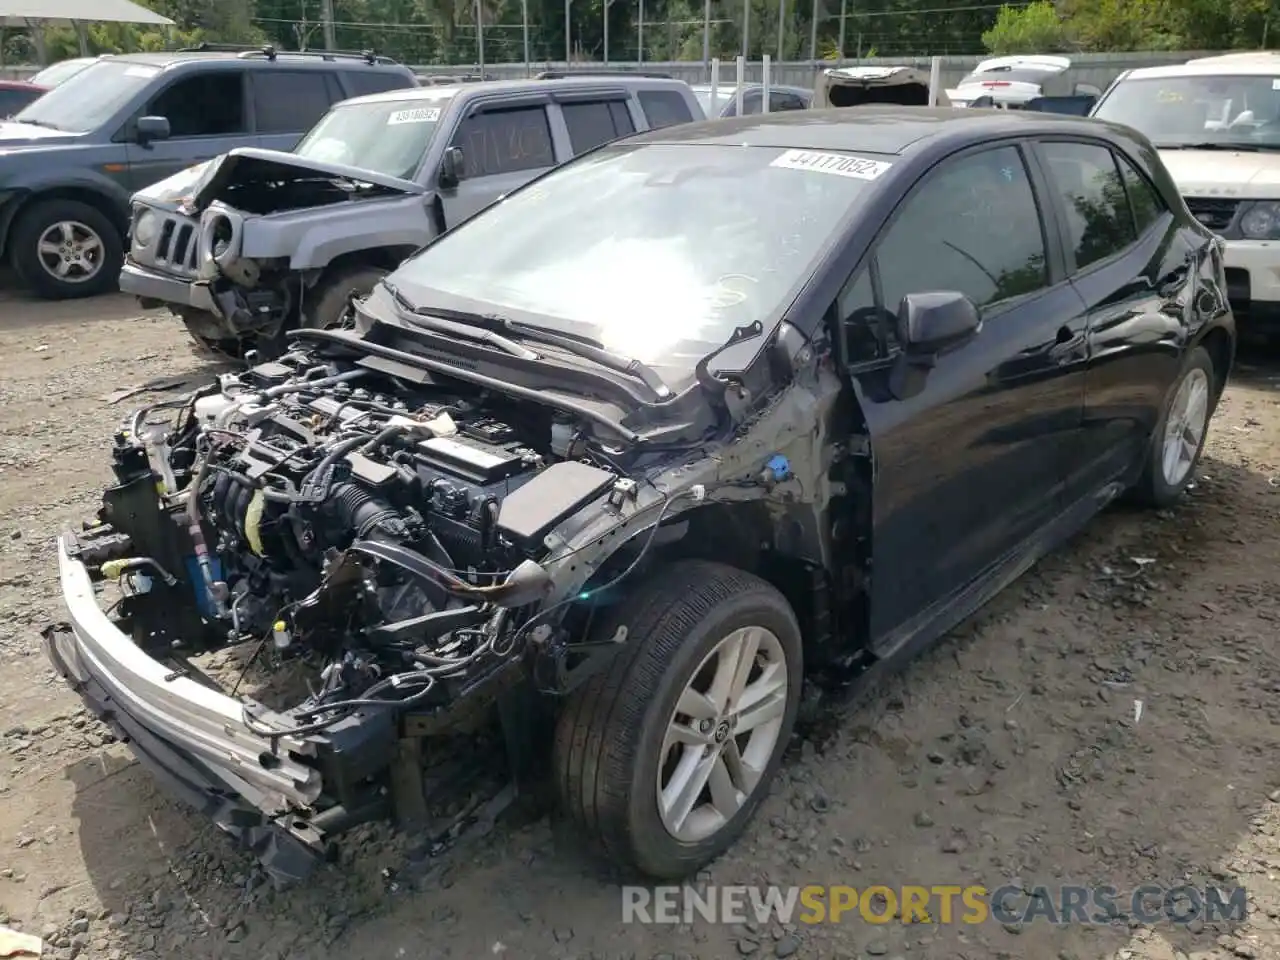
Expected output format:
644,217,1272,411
1092,54,1280,337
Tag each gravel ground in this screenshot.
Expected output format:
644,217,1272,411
2,288,1280,960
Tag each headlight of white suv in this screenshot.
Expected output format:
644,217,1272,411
132,209,159,247
1239,201,1280,240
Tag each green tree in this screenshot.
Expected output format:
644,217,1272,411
981,1,1072,53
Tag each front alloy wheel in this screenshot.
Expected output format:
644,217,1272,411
555,559,802,879
658,626,789,843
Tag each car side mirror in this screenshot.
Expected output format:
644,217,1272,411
135,115,170,146
439,146,465,188
898,291,980,354
888,291,980,400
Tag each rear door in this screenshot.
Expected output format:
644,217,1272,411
1033,138,1195,497
122,69,251,190
249,70,342,151
835,141,1088,644
438,100,557,227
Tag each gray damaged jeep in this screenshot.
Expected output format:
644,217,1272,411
120,76,703,359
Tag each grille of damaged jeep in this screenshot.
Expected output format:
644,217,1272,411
1183,197,1240,232
140,213,201,277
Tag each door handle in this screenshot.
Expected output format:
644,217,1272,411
1049,326,1086,364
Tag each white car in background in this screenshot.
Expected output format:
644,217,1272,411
948,54,1101,110
1091,54,1280,338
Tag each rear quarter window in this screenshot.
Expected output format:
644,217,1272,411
341,71,417,97
638,89,694,129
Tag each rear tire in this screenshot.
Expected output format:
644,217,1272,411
11,198,122,300
303,264,387,331
554,560,802,880
1131,345,1216,508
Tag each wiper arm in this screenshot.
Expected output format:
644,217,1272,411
391,296,673,400
501,319,674,400
1160,141,1263,151
384,283,540,361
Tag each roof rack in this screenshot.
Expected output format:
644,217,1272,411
177,42,396,65
536,69,672,79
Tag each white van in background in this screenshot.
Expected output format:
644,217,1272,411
1090,54,1280,338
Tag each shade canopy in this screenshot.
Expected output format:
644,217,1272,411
0,0,173,27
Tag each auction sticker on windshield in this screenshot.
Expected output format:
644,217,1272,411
388,107,442,125
770,149,891,180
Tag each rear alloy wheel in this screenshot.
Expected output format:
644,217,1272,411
1133,345,1216,507
11,199,123,300
555,560,802,879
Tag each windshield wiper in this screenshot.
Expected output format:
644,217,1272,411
384,283,540,360
10,117,61,131
390,295,673,400
501,319,674,400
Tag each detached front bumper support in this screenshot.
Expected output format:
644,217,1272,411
46,532,333,879
43,621,322,883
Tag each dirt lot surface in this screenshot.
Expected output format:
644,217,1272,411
2,287,1280,960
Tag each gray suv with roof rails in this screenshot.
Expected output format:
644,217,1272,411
119,74,704,360
0,45,417,300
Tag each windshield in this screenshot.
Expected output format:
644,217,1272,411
293,97,451,180
15,59,161,133
28,58,95,88
1093,74,1280,148
389,142,880,384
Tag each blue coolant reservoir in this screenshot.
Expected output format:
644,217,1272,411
184,555,224,619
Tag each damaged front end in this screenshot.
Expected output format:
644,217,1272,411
45,346,674,881
121,149,432,360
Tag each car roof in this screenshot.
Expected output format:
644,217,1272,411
626,105,1123,155
689,82,810,94
102,51,408,72
1122,59,1280,80
339,74,691,107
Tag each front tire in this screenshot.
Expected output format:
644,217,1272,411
303,264,387,331
10,198,122,300
554,560,802,879
1132,345,1216,507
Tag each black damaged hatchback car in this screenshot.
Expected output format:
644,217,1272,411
45,107,1233,884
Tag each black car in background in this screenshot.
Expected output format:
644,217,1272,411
46,106,1233,884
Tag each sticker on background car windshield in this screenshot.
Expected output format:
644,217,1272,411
388,107,441,125
770,149,891,180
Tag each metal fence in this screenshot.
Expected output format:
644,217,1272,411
0,49,1227,88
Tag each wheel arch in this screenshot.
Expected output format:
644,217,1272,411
2,185,129,262
315,244,418,281
561,501,830,679
1196,324,1235,399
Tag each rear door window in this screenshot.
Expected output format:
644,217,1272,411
450,105,555,177
1115,152,1167,235
638,89,694,128
770,91,807,111
1040,140,1137,271
561,99,635,154
252,71,335,133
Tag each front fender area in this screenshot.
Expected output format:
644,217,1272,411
0,174,131,260
234,196,436,270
